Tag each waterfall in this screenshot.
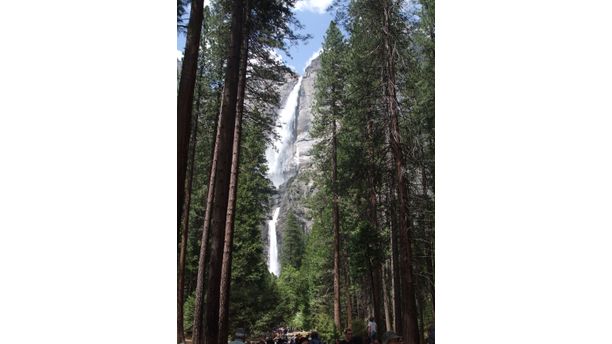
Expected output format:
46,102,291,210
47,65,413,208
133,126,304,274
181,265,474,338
268,207,281,276
266,76,303,276
266,77,303,188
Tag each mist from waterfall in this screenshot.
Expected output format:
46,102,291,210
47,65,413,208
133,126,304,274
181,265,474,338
265,77,303,277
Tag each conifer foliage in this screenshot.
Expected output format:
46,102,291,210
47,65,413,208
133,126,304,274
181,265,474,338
306,0,434,342
312,20,347,333
177,0,434,343
177,0,305,343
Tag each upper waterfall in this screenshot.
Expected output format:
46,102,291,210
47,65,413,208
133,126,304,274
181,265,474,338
265,77,303,188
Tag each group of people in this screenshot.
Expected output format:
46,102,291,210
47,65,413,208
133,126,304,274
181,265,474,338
233,329,321,344
228,318,433,344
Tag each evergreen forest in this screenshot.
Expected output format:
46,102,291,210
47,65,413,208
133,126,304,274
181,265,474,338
177,1,434,344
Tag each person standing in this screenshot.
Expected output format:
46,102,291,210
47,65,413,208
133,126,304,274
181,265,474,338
367,317,377,341
339,328,353,344
230,328,247,344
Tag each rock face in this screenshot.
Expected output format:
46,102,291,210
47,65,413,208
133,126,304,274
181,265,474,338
295,56,321,171
265,56,322,264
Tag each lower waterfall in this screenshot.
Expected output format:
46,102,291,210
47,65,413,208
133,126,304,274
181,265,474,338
267,207,281,276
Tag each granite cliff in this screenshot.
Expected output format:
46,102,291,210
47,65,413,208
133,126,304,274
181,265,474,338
264,56,322,272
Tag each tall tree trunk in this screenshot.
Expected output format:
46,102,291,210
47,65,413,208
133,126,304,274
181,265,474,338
357,283,365,321
178,0,205,227
420,153,435,314
425,242,435,313
382,262,392,332
365,115,384,335
178,108,200,344
381,0,419,342
366,257,380,333
203,0,245,342
343,248,353,330
417,295,425,344
192,90,223,344
218,3,249,344
332,117,342,332
178,30,209,342
389,183,401,333
372,263,385,334
365,279,373,323
192,1,244,343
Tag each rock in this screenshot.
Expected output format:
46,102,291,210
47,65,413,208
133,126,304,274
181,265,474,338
273,56,322,261
295,55,321,170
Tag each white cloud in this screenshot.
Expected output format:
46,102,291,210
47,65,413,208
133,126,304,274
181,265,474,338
294,0,333,14
177,50,184,61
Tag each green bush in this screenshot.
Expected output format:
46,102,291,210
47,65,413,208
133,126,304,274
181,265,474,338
183,292,196,333
351,319,367,339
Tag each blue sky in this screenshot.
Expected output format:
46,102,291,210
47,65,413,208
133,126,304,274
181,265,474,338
177,0,334,75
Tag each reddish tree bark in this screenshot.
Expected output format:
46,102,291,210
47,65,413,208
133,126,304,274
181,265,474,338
202,1,245,343
178,0,205,228
332,115,342,332
365,114,385,335
191,1,245,344
382,0,419,342
382,262,393,331
386,167,401,333
218,2,250,343
178,110,199,344
177,0,205,342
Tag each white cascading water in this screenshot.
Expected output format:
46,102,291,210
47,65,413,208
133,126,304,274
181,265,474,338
266,77,303,188
266,77,303,276
267,207,281,276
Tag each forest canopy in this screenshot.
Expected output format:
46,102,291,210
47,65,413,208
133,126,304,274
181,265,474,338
177,1,434,344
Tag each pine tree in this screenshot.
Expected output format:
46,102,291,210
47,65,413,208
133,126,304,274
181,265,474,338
178,110,200,344
192,1,245,343
178,9,216,339
177,0,435,341
313,21,346,333
189,0,306,342
178,0,206,228
218,1,250,342
343,4,389,332
280,211,305,269
227,109,276,334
